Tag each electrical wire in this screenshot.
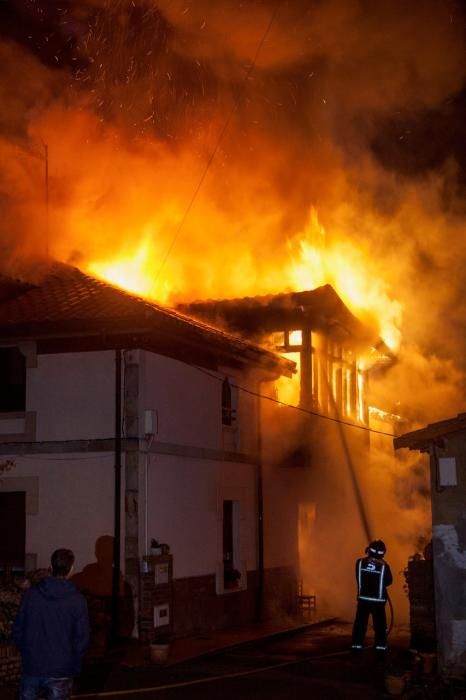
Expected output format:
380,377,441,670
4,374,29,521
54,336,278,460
14,454,115,462
0,340,395,462
0,364,395,459
192,364,396,439
387,592,394,636
154,3,281,282
72,643,371,699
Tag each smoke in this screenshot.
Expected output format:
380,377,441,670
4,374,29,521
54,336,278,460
264,410,432,623
1,2,465,335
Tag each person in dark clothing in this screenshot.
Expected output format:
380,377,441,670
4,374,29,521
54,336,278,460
351,539,393,655
13,548,90,700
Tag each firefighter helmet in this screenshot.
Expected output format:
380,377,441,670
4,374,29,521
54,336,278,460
366,539,386,557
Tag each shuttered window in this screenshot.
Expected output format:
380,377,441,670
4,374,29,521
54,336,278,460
0,348,26,412
0,491,26,569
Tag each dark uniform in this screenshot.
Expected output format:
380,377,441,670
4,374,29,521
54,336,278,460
351,540,392,653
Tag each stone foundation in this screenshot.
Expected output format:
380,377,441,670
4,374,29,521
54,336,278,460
172,566,296,637
0,644,21,687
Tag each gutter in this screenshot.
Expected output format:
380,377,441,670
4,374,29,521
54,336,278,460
111,348,122,644
256,380,264,623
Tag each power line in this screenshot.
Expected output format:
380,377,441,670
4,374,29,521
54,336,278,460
14,454,115,462
193,364,396,438
154,3,280,281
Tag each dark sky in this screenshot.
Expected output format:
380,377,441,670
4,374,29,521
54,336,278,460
1,0,465,183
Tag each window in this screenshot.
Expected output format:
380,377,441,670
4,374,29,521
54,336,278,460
0,347,26,412
0,491,26,570
222,378,236,426
288,330,302,347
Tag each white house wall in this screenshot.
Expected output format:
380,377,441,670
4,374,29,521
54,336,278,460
0,343,282,626
142,353,223,449
263,466,301,570
146,453,256,580
0,452,118,573
137,350,260,582
28,351,115,441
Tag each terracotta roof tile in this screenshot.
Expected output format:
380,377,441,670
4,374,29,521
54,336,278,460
0,262,295,376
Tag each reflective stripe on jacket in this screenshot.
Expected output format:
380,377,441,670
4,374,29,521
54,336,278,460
356,557,392,602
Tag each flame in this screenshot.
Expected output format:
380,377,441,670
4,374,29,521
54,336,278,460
287,209,403,350
83,205,402,351
88,235,173,303
368,405,402,423
26,110,402,351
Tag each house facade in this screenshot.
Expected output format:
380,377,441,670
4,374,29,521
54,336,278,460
0,263,294,641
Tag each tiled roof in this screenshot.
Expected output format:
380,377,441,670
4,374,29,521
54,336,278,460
0,264,152,324
394,412,466,451
0,262,295,376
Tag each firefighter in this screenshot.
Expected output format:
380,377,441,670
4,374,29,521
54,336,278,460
351,539,392,655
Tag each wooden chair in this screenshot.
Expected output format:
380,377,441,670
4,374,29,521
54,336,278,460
297,579,316,619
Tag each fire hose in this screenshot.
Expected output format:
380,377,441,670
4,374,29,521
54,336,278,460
387,591,394,636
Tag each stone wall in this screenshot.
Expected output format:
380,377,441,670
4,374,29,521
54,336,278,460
0,644,21,687
430,430,466,676
172,566,295,637
139,564,296,639
406,558,436,652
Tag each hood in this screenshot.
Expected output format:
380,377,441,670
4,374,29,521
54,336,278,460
37,576,78,600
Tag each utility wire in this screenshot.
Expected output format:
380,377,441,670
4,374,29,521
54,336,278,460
154,4,280,282
0,357,395,458
193,364,397,438
0,386,395,456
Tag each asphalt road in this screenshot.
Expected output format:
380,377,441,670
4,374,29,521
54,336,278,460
69,623,439,699
2,623,464,699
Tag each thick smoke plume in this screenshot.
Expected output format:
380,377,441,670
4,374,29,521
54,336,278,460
1,1,464,363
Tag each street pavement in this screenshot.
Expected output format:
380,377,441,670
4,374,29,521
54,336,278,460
2,621,466,699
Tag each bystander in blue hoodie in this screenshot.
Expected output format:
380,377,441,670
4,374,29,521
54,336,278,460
13,548,90,699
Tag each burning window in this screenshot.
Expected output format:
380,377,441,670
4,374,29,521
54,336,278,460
273,330,303,352
288,330,302,347
274,330,366,422
276,352,301,407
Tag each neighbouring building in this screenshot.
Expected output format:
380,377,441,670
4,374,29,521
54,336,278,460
394,413,466,677
0,262,295,643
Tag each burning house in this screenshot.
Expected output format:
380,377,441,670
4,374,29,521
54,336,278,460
180,284,391,421
179,284,398,617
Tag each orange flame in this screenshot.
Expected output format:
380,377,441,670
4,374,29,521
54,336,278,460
287,209,403,350
88,235,173,304
27,110,402,350
83,206,402,351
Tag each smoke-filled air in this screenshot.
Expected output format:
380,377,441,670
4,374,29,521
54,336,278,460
1,0,465,619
